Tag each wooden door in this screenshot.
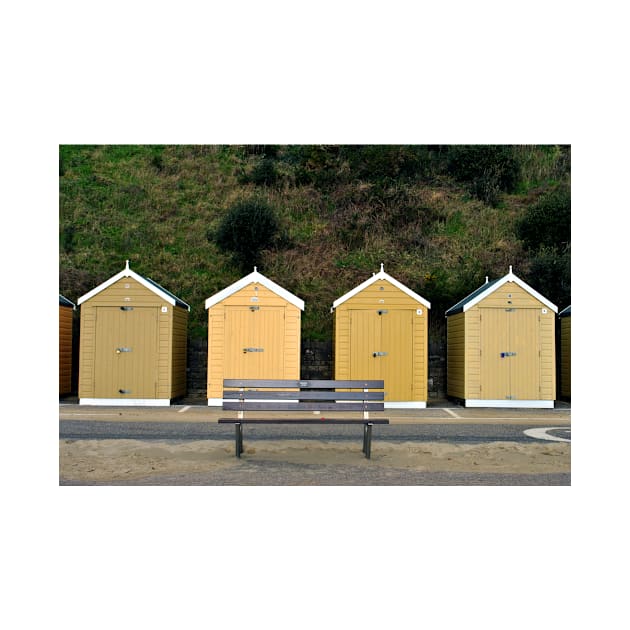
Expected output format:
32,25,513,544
94,307,158,398
350,309,413,401
480,308,540,400
349,310,382,383
509,308,540,400
380,309,413,401
224,307,284,379
480,308,511,399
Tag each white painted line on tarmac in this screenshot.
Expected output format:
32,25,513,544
178,405,191,413
523,427,571,443
59,413,119,417
444,408,461,419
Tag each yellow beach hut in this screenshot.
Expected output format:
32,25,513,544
332,264,430,408
59,294,75,395
559,305,571,400
445,266,557,408
205,268,304,405
77,261,190,405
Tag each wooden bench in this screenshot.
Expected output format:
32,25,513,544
218,379,389,459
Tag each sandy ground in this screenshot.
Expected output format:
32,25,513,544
59,438,570,483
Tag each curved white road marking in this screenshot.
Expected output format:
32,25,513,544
523,427,571,443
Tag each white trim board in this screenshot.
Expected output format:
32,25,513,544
462,270,557,313
332,265,430,310
77,261,190,310
79,398,171,406
384,401,427,409
464,399,555,409
205,269,304,311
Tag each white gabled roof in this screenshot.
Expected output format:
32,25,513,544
77,261,190,310
459,266,557,313
332,264,431,310
204,268,305,311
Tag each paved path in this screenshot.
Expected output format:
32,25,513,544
60,464,570,486
59,420,569,443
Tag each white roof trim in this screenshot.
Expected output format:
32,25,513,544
332,265,431,310
204,269,305,311
462,270,558,313
77,261,183,308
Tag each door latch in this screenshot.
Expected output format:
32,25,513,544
243,347,264,353
500,352,517,357
373,351,388,357
116,347,132,353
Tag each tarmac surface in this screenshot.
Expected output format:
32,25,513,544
59,397,571,425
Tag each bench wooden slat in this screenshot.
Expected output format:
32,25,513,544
222,390,384,401
223,379,384,389
223,401,385,412
218,418,390,424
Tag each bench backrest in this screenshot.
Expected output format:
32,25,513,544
222,379,385,413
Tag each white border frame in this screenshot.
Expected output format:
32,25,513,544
79,398,171,406
464,399,555,409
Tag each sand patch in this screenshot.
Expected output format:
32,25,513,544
60,439,570,482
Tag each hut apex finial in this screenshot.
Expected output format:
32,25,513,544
485,276,489,284
380,263,384,273
125,259,130,271
254,266,257,273
509,265,513,275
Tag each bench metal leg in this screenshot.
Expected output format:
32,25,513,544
364,423,373,459
235,423,243,458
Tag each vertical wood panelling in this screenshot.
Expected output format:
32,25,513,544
479,308,510,399
465,308,481,399
59,305,73,394
78,306,96,398
509,309,540,399
446,313,465,399
539,309,556,400
560,315,571,398
207,305,225,399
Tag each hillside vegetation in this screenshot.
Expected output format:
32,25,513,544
59,145,570,342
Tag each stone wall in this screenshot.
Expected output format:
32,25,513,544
186,337,208,400
300,340,334,380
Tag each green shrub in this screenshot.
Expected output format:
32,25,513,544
247,157,278,186
215,198,279,271
517,185,570,250
446,146,521,205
